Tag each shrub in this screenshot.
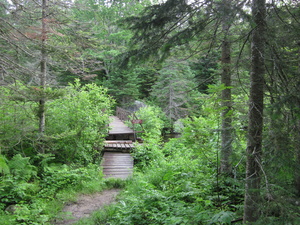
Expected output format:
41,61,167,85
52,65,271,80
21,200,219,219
0,157,105,224
46,80,114,164
0,80,114,165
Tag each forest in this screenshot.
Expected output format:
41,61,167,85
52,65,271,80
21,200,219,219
0,0,299,224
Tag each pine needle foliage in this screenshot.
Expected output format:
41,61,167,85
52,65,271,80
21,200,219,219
119,0,251,67
119,0,213,65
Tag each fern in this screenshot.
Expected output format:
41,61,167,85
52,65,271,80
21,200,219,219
8,154,37,181
0,154,10,175
209,211,235,225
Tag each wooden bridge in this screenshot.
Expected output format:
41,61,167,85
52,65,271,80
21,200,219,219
101,151,134,179
101,107,143,179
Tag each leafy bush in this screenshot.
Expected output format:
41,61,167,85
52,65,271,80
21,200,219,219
129,105,166,170
84,135,242,225
132,105,166,139
0,154,38,207
0,80,113,224
39,164,104,198
0,80,114,165
0,154,105,224
46,80,114,164
0,154,9,175
131,137,164,170
81,106,248,225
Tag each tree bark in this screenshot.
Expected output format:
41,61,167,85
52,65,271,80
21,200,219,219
220,0,232,175
295,121,300,197
295,45,300,197
39,0,47,153
243,0,266,223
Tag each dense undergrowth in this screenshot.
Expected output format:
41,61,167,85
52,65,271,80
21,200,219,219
1,82,299,224
75,105,246,225
0,159,106,224
74,102,300,225
0,80,114,224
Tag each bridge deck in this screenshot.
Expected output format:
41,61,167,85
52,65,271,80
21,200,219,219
101,152,133,179
108,116,134,135
104,140,135,151
102,115,138,179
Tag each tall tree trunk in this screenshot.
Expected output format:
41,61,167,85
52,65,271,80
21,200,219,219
39,0,47,153
220,0,232,175
295,46,300,197
295,121,300,197
243,0,266,223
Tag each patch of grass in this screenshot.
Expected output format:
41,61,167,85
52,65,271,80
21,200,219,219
104,177,127,189
77,179,106,194
56,188,78,203
74,204,118,225
0,213,17,225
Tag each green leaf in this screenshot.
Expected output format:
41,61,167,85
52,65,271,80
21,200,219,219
209,211,235,225
0,154,10,175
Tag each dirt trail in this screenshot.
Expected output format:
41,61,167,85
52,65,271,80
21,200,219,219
53,189,121,225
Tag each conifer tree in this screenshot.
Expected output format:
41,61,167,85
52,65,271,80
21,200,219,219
122,0,250,174
243,0,266,222
0,0,76,152
39,0,47,145
151,58,197,121
220,0,233,174
264,0,300,199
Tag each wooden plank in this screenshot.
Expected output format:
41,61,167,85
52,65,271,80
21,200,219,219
105,174,131,179
102,160,132,164
101,152,134,179
108,116,134,135
104,143,135,149
104,140,133,144
103,169,133,173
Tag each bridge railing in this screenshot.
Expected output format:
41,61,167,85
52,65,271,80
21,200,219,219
116,106,132,121
116,106,145,136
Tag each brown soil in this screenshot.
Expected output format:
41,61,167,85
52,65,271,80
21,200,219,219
53,189,121,225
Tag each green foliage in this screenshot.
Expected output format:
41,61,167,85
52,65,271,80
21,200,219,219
132,137,164,171
104,178,127,189
0,160,105,224
0,155,9,175
8,154,37,181
150,59,199,121
189,53,219,94
46,80,114,164
39,164,104,198
209,211,235,225
0,0,299,223
0,154,39,209
180,84,248,169
86,139,241,225
0,176,39,206
0,84,37,154
55,0,151,85
130,105,166,169
0,80,112,223
134,66,159,99
180,116,219,156
75,204,119,225
133,105,166,139
120,0,211,64
0,80,113,164
84,114,245,224
103,70,141,106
